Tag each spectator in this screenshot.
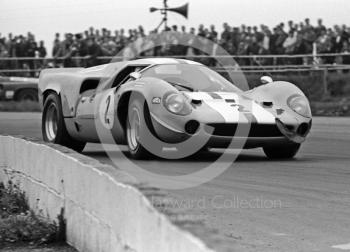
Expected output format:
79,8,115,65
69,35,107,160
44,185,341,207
85,36,102,67
6,33,16,57
341,40,350,64
247,36,260,55
37,41,47,58
275,26,288,55
288,20,294,33
52,33,61,57
262,28,271,52
293,32,308,64
315,19,326,36
283,30,297,54
253,26,264,43
221,23,231,44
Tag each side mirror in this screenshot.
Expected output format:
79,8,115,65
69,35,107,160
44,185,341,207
129,72,141,80
260,76,273,84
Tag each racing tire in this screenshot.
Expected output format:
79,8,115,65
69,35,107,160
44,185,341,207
16,89,38,102
42,93,86,152
126,98,157,160
263,143,301,160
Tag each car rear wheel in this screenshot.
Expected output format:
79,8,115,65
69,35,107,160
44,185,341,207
42,93,86,152
126,98,156,159
263,143,301,159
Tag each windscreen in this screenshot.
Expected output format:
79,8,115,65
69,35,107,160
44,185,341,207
141,64,242,92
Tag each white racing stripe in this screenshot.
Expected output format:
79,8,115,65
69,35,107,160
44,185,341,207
185,92,243,123
205,100,242,123
184,91,275,124
252,102,276,124
184,92,213,100
213,93,273,124
205,95,250,124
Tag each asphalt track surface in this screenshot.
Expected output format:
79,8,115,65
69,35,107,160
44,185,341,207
1,112,350,252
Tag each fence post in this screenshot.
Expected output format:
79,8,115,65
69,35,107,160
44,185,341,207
322,68,329,98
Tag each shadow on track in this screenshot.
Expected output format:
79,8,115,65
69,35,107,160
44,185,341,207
83,148,307,163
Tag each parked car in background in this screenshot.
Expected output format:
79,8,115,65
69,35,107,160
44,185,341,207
0,76,39,101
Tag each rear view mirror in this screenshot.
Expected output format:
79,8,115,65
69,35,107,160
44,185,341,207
129,72,141,80
260,76,273,84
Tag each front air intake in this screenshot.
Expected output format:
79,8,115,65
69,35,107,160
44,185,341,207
185,120,200,135
297,123,310,136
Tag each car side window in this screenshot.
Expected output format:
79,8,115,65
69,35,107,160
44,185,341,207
111,65,149,88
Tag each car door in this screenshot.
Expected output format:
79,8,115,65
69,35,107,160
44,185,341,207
74,65,149,143
74,79,102,142
95,65,150,143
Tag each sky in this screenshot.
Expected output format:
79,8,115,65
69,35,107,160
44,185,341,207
1,0,350,55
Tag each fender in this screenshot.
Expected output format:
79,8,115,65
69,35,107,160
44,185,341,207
245,81,312,134
119,77,177,99
117,77,178,115
39,68,85,117
245,81,306,106
116,77,182,135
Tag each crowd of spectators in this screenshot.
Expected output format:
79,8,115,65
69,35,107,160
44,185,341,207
1,18,350,72
0,32,47,72
0,32,47,58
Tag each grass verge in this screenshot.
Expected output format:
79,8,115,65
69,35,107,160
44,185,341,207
0,181,75,251
311,97,350,116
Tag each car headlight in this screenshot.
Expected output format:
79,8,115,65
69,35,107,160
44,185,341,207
164,93,191,115
287,94,311,118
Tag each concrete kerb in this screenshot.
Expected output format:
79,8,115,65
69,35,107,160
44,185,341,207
0,135,216,252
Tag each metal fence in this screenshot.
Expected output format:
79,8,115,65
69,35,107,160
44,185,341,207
1,53,350,99
1,52,350,73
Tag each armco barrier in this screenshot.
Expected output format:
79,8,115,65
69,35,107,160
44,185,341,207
0,135,214,252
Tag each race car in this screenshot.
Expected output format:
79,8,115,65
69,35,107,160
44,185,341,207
39,58,312,159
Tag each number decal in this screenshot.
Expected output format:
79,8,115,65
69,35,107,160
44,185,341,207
100,90,115,130
105,95,111,124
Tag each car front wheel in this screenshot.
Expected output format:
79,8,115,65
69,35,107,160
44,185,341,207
126,98,156,159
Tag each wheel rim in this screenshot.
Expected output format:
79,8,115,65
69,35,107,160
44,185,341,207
45,103,58,141
127,108,141,151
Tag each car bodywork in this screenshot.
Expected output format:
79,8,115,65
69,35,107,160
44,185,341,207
39,58,312,152
0,76,39,101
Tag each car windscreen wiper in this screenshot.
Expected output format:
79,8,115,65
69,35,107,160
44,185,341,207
167,81,195,92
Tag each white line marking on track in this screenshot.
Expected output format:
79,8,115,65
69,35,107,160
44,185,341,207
332,243,350,250
271,232,288,236
303,153,350,159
